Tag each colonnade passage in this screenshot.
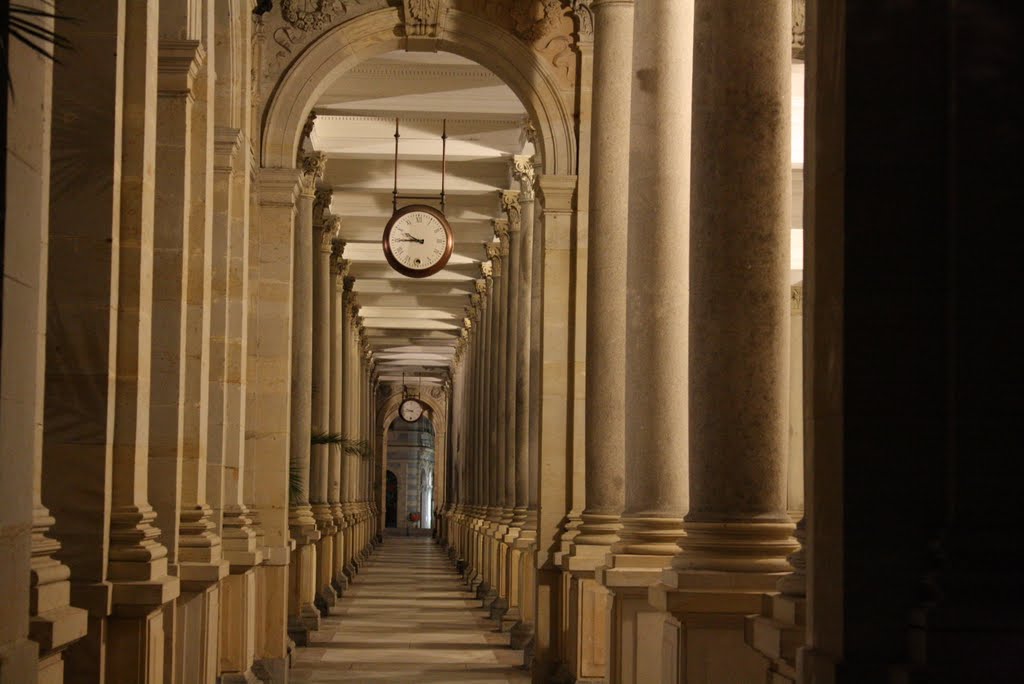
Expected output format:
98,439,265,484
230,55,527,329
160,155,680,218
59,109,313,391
3,1,1022,683
290,536,528,682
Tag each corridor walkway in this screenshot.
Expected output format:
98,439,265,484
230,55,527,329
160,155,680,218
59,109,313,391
290,535,530,682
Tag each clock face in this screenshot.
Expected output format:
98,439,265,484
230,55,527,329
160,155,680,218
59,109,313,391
383,205,454,278
400,399,424,423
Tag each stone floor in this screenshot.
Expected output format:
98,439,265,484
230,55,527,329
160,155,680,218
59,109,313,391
290,536,531,683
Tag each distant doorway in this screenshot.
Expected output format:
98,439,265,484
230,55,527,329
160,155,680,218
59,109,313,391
385,470,398,528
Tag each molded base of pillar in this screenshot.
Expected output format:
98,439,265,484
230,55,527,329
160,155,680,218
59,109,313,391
331,572,349,595
315,584,337,616
489,597,508,621
220,668,262,683
510,620,534,650
0,638,39,684
252,655,288,683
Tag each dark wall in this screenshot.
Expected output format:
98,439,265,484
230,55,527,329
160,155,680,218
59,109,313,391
808,1,1024,681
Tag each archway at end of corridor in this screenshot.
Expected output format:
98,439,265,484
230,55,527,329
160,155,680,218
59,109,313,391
384,415,436,534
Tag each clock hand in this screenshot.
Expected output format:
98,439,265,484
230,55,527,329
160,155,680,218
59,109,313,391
397,236,425,244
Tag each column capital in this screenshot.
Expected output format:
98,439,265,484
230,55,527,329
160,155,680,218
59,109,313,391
320,214,342,252
343,275,356,292
300,151,327,196
499,190,522,230
474,278,489,297
332,239,348,276
510,156,536,200
571,0,595,41
314,186,333,221
157,39,205,95
791,282,804,315
492,217,510,241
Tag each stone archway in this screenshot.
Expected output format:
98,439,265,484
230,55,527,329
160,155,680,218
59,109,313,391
259,5,578,175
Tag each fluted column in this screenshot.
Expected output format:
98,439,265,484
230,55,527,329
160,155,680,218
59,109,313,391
650,2,797,681
287,151,325,644
595,2,691,682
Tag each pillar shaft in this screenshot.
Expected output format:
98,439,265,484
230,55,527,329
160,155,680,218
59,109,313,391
615,0,692,557
289,153,325,535
577,0,633,548
679,0,795,571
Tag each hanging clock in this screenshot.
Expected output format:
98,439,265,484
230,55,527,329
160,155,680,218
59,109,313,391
384,118,455,278
382,204,454,278
399,398,425,423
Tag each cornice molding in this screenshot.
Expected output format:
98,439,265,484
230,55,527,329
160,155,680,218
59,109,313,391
342,63,499,82
157,40,205,96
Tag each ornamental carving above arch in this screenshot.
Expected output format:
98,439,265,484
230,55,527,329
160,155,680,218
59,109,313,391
261,0,584,96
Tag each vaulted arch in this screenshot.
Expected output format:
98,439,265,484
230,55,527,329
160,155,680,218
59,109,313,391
260,6,577,175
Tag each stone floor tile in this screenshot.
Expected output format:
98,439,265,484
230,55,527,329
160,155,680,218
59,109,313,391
289,536,530,683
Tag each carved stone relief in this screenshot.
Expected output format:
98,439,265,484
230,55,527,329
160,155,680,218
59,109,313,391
792,0,805,60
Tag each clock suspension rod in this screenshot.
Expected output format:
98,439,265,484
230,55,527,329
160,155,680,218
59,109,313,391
440,119,448,212
392,117,400,213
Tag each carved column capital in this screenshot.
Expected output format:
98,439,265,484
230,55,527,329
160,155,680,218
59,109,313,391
313,186,333,220
300,151,327,196
792,0,806,60
572,0,594,42
320,214,342,252
511,155,536,201
492,218,510,242
499,190,522,230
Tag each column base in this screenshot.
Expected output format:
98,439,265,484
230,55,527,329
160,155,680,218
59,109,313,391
510,620,534,650
746,593,806,683
315,584,338,616
332,571,349,595
649,568,787,684
595,554,672,684
252,655,288,683
220,668,262,684
489,597,508,622
0,638,39,684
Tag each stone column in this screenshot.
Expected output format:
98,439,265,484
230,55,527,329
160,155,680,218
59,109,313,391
594,2,691,682
106,3,182,679
150,38,203,593
481,252,502,605
509,164,540,652
248,167,301,678
340,282,357,580
650,3,797,682
176,31,231,682
504,159,534,631
489,222,512,616
287,152,325,645
495,189,522,624
564,3,634,680
312,203,339,614
216,124,263,684
329,241,349,594
3,3,88,678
